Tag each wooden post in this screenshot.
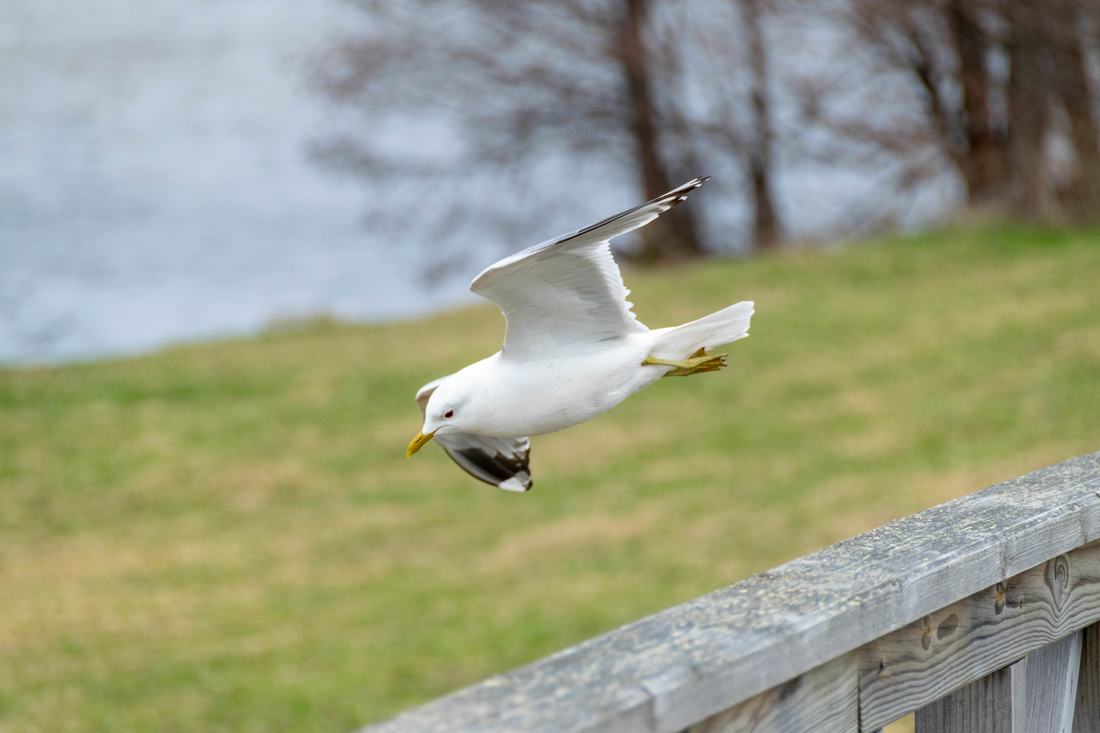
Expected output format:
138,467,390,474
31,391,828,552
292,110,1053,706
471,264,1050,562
1026,630,1083,732
915,658,1027,733
1075,622,1100,733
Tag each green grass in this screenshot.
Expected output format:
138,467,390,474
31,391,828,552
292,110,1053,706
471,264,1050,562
2,226,1099,732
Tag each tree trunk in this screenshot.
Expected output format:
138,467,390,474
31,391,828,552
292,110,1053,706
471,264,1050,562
743,0,781,250
948,0,1010,206
1005,0,1057,221
619,0,705,263
1047,0,1100,223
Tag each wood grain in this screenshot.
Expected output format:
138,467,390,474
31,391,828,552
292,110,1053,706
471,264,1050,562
1074,622,1100,733
358,453,1100,733
858,542,1100,730
684,653,857,733
914,658,1027,733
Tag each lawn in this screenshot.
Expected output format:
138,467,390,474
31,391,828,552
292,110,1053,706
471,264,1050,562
1,226,1098,732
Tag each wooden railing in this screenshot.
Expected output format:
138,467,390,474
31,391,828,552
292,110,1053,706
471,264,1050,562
358,451,1100,733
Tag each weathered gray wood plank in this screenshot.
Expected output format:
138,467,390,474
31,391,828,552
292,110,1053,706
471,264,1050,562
684,653,857,733
358,453,1100,733
915,658,1027,733
858,543,1100,730
1026,630,1082,733
1073,622,1100,733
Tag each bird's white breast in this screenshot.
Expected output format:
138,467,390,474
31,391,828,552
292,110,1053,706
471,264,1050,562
462,333,664,438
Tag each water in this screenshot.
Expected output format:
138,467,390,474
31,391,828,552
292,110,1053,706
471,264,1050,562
0,0,477,365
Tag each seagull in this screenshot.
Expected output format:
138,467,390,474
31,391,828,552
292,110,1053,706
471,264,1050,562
407,177,754,492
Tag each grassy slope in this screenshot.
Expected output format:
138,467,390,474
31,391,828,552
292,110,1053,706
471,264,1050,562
1,227,1098,732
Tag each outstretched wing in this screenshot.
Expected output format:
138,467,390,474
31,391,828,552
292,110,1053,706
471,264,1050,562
470,177,708,360
416,379,532,492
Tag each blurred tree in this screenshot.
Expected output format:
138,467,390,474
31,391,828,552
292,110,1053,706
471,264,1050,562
311,0,784,264
1002,0,1100,221
741,0,782,249
1041,0,1100,222
1004,0,1052,220
315,0,1100,266
618,0,705,261
794,0,1100,225
947,0,1009,206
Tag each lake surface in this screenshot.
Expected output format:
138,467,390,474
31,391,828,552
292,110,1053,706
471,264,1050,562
0,0,481,365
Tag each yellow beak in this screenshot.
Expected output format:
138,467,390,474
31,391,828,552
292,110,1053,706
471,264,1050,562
406,429,437,458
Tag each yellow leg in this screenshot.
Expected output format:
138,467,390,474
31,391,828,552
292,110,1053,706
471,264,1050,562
642,348,728,377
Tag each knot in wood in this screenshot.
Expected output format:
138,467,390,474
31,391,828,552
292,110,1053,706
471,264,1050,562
936,613,959,640
994,582,1007,614
1046,554,1070,610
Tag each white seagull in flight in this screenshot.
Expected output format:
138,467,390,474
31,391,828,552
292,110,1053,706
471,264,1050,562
407,178,754,492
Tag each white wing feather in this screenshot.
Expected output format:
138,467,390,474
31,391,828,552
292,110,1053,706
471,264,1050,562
470,178,708,360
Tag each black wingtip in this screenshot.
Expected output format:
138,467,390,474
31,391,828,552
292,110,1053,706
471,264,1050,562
663,176,709,209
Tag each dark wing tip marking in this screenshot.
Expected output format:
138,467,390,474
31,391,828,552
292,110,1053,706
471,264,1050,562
438,436,533,492
637,176,709,211
553,176,710,248
664,177,709,210
454,447,529,486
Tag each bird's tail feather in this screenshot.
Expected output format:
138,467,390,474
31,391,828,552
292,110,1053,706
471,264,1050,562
650,301,754,358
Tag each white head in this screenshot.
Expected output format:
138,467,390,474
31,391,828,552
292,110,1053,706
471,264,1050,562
406,375,479,457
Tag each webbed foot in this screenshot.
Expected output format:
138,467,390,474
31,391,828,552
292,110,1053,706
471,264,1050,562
642,348,728,377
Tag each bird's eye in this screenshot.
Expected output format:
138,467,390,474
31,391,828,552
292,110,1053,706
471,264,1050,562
444,410,454,418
